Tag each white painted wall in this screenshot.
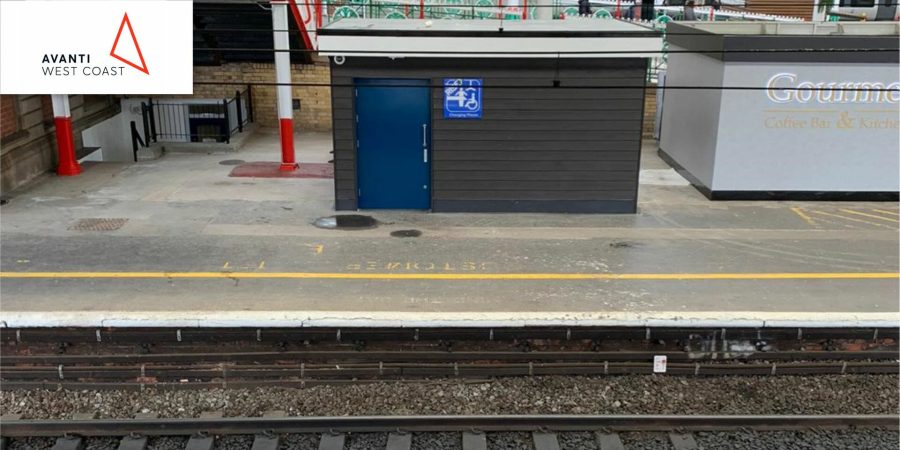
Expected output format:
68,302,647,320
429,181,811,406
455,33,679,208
80,98,150,162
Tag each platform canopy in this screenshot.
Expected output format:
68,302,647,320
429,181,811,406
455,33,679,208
317,19,663,58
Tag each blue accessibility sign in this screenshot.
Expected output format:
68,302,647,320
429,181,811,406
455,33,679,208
443,78,483,119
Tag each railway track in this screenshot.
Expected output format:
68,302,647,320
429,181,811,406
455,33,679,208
2,326,897,388
1,414,897,450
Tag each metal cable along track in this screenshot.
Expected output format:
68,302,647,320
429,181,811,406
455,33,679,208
1,415,897,450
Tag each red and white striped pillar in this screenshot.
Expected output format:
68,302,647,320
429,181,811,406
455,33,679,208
272,0,298,171
51,94,82,176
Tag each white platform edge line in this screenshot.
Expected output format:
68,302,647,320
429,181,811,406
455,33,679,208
1,311,898,328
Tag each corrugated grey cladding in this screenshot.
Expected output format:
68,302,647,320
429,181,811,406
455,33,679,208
331,57,647,213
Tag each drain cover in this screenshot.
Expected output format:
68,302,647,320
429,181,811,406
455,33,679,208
69,218,129,231
219,159,245,166
391,229,422,238
313,215,378,230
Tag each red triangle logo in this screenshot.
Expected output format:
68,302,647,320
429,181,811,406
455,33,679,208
110,13,149,75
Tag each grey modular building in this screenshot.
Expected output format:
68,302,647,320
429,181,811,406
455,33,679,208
318,19,662,213
659,22,900,200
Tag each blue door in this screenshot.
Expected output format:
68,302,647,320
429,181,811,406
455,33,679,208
355,79,431,209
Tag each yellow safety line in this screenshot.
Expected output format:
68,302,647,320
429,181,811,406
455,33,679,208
789,207,818,228
873,209,900,217
0,272,897,280
839,209,900,223
807,210,895,229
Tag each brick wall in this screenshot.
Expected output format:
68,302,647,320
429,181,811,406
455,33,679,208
643,86,657,139
0,94,118,194
1,96,19,139
191,59,332,131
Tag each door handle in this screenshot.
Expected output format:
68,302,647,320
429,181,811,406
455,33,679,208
422,124,428,163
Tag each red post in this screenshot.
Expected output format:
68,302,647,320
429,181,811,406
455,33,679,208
51,95,82,176
420,0,425,18
273,2,298,172
498,0,503,19
523,0,527,19
615,0,621,18
279,118,296,171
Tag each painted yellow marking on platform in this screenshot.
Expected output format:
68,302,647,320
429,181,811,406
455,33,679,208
304,244,325,255
790,207,818,228
873,209,900,217
839,209,899,223
807,210,894,229
258,261,266,270
0,272,897,280
222,261,231,270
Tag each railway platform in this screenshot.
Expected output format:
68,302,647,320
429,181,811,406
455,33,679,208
0,130,897,328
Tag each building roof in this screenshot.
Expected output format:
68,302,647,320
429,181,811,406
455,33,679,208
668,21,899,36
318,19,663,59
666,22,899,64
320,18,660,36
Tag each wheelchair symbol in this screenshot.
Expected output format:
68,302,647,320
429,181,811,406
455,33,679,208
444,78,482,118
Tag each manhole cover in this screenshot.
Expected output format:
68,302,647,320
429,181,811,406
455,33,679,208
391,229,422,238
219,159,245,166
313,215,378,230
68,218,129,231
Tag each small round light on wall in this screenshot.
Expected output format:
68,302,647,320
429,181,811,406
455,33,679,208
334,55,346,65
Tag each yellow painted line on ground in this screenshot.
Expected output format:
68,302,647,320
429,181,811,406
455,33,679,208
789,207,819,228
0,272,898,280
807,210,895,229
872,209,900,217
839,209,900,223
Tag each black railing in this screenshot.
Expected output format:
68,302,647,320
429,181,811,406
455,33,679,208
130,121,147,162
141,85,253,145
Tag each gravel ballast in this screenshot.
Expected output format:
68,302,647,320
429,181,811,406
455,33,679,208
1,375,896,419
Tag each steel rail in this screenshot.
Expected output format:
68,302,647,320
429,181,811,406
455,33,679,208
3,361,897,380
2,415,896,437
4,350,897,366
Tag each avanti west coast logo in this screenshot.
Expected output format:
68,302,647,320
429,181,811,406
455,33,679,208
41,13,148,78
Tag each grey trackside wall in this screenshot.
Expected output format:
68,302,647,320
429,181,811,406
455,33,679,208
330,57,648,213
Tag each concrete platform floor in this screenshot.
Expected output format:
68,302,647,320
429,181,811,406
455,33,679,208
1,129,898,327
